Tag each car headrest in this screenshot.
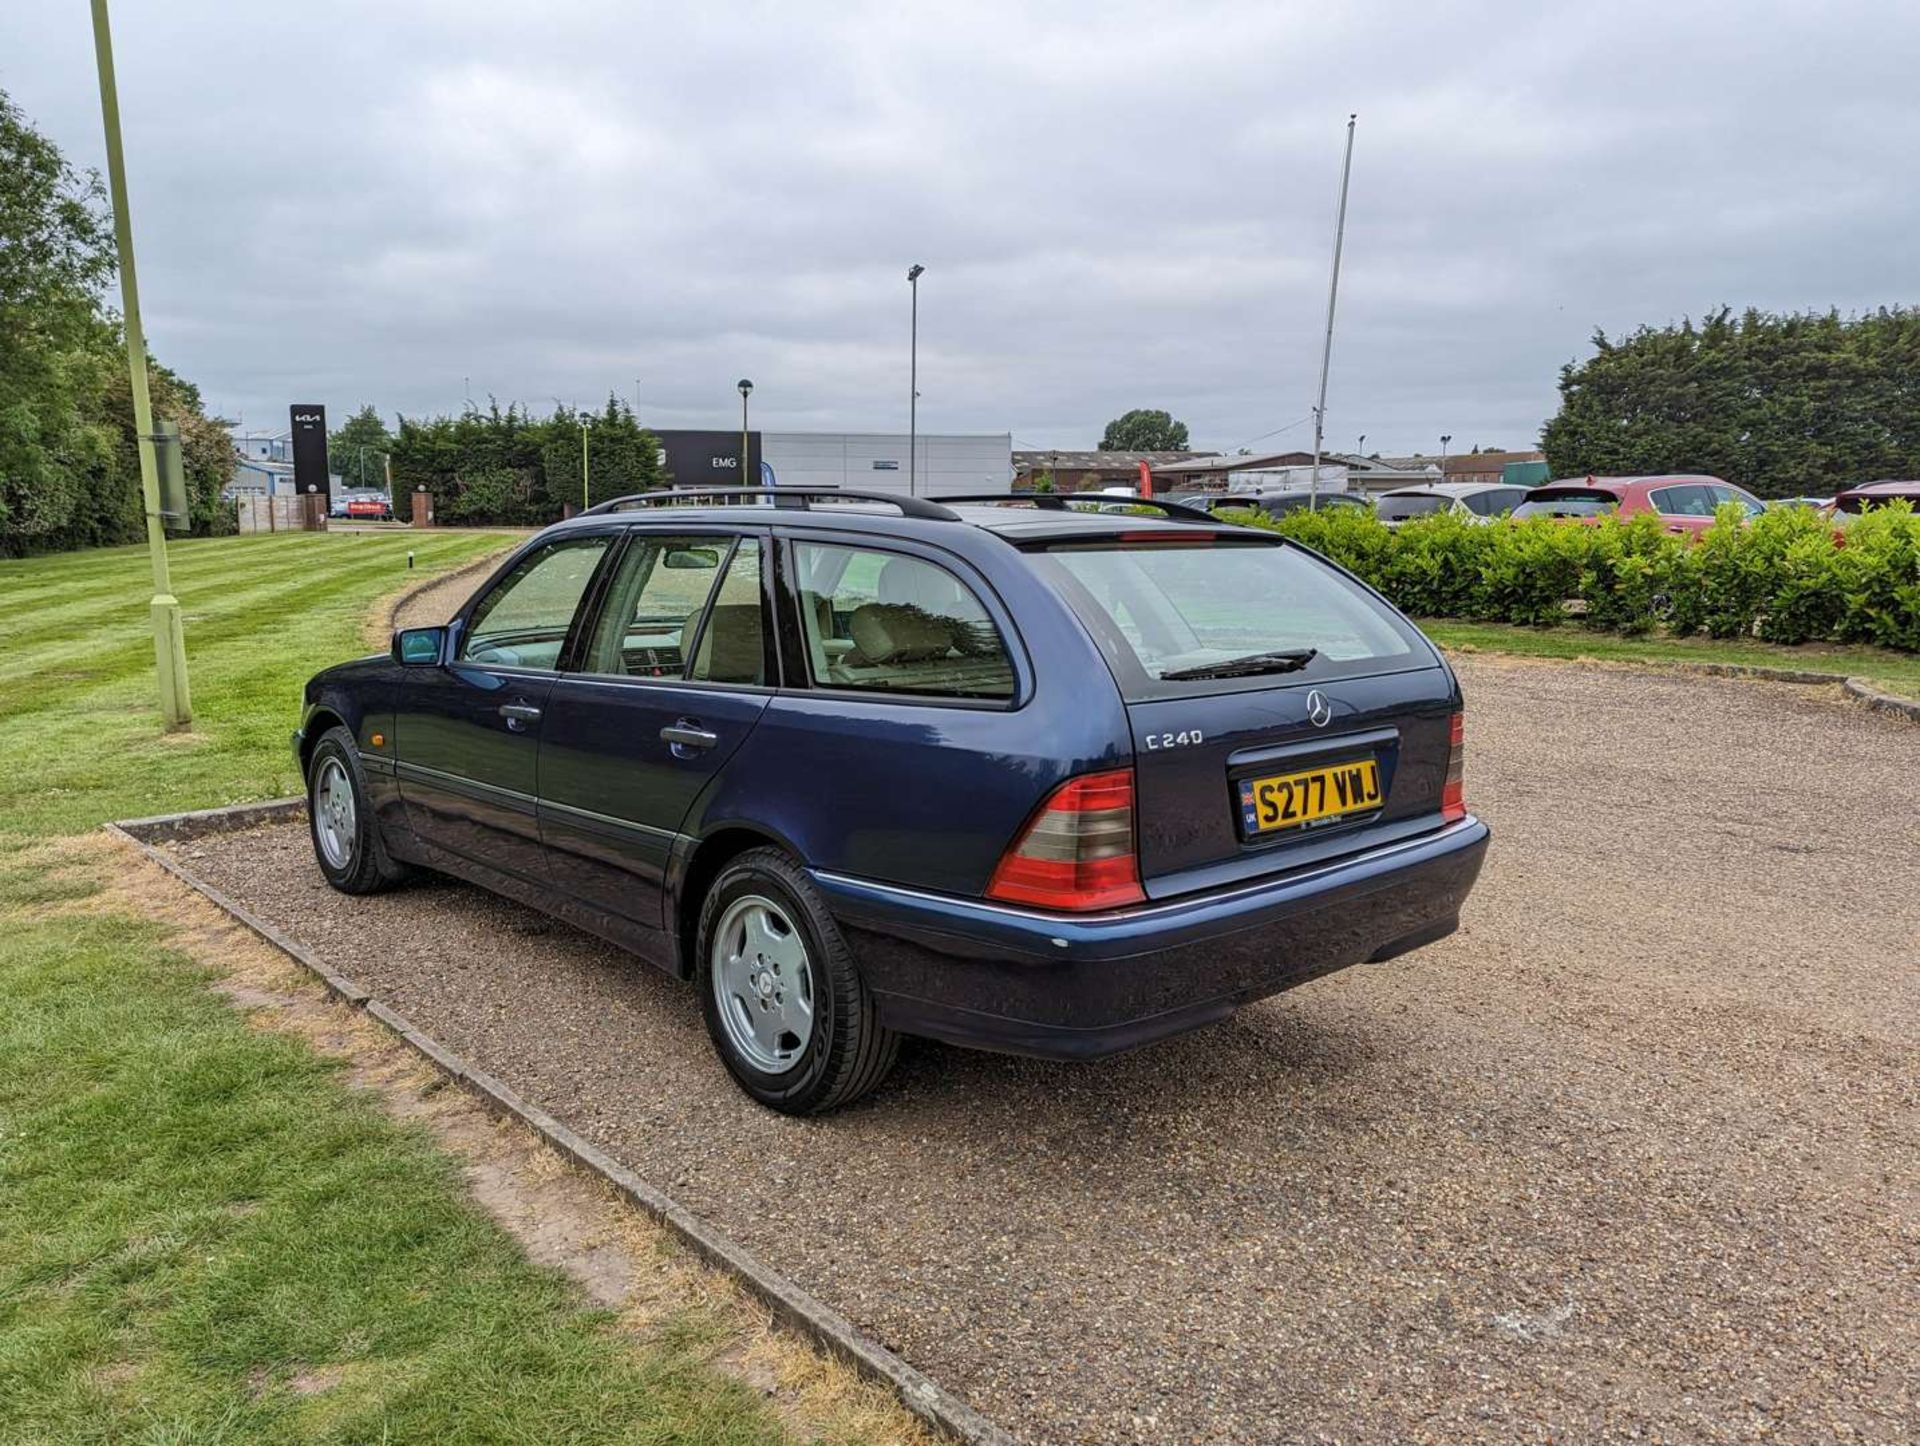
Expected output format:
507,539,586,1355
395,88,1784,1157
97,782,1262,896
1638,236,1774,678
846,603,954,664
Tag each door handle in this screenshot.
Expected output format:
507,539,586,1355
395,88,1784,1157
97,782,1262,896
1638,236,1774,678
660,721,719,751
499,702,543,731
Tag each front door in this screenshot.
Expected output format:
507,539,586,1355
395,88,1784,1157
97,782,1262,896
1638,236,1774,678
395,532,616,879
537,530,775,943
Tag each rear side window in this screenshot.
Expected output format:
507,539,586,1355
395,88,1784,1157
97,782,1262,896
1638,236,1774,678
1029,538,1429,700
791,543,1015,700
579,534,769,685
1651,484,1715,516
1464,488,1526,516
1378,494,1449,521
1513,490,1617,519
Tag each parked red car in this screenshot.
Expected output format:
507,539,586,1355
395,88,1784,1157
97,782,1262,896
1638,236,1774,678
1511,475,1764,537
344,495,394,521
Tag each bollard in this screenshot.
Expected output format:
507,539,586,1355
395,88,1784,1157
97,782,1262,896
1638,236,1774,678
407,550,415,570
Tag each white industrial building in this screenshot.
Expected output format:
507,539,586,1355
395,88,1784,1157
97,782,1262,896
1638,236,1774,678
761,432,1010,498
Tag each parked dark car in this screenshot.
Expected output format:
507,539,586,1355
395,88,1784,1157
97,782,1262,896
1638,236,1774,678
1832,480,1920,516
296,490,1489,1112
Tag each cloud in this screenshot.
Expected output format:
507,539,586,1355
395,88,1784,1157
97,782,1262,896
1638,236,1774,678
4,0,1915,452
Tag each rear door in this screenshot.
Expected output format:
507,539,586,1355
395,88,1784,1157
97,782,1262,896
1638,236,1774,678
1648,483,1716,535
1026,535,1459,897
534,527,775,936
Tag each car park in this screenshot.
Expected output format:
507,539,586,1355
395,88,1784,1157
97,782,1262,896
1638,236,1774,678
1375,482,1530,526
1512,474,1764,536
295,488,1487,1113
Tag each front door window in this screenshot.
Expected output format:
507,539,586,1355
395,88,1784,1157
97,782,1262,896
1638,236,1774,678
460,536,613,670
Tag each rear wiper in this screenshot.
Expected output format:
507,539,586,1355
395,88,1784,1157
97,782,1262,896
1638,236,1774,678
1159,648,1318,682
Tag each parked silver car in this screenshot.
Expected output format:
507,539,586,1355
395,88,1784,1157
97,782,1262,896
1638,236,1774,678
1376,482,1530,526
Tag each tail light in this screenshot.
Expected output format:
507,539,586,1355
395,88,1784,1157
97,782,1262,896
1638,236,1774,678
1441,711,1467,822
986,768,1145,911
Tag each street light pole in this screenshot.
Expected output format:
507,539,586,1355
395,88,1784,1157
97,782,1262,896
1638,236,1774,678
90,0,189,726
907,264,924,496
737,379,754,491
1309,114,1357,514
1439,434,1452,479
580,413,592,510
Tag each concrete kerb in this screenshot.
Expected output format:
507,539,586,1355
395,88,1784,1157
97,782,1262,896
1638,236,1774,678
105,802,1013,1446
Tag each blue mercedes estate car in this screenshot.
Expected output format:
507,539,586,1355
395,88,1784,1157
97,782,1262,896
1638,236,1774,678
296,489,1488,1113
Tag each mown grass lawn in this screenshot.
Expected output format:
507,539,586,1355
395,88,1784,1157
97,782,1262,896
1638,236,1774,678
0,533,798,1444
0,532,510,839
1422,619,1920,699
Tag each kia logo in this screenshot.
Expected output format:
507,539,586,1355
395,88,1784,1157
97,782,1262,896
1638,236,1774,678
1306,689,1333,728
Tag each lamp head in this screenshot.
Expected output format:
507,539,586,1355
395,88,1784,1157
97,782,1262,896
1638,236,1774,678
737,378,753,397
907,264,925,282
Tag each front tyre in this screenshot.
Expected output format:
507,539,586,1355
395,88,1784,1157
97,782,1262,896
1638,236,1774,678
306,725,411,895
695,847,900,1114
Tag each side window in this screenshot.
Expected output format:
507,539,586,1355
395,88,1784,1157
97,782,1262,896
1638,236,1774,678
1712,485,1766,517
1468,488,1524,516
1653,485,1713,516
582,534,763,683
690,541,765,685
460,536,612,670
792,542,1014,700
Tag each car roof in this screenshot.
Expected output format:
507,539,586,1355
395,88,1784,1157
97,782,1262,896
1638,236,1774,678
538,495,1257,548
1382,481,1513,500
1837,480,1920,497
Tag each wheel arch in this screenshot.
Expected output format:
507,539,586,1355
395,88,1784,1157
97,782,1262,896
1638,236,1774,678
671,824,795,980
299,706,350,775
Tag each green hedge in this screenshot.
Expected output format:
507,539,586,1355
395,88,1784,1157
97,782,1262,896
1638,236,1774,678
1236,501,1920,652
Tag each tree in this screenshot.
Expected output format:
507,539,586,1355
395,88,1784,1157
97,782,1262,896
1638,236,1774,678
1541,307,1920,498
0,89,118,547
1099,409,1190,452
0,88,233,556
388,396,665,524
327,404,393,491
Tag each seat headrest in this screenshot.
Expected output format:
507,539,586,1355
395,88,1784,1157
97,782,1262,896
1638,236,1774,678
846,603,953,665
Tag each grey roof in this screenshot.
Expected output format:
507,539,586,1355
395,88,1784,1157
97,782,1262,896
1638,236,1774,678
1013,450,1216,472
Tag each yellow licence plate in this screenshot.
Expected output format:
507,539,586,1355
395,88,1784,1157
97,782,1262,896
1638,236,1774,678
1237,758,1381,836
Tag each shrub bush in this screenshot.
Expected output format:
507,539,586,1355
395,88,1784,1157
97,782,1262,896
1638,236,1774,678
1245,499,1920,653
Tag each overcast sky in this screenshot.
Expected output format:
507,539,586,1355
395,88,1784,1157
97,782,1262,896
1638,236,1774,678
6,1,1916,455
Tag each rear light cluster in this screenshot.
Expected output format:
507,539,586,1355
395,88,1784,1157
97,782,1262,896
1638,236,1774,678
1441,711,1467,822
986,768,1145,911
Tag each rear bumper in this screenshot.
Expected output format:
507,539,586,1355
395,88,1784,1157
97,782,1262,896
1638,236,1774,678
812,816,1489,1060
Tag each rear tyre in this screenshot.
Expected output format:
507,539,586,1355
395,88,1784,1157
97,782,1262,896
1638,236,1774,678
695,847,900,1114
306,725,412,895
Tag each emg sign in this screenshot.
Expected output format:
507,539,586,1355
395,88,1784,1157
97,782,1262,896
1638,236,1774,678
651,429,759,488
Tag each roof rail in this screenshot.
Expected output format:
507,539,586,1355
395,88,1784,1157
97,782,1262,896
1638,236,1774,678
580,487,959,521
940,493,1220,524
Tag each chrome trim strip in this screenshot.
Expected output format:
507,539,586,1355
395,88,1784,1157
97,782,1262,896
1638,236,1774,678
537,795,678,841
813,816,1484,925
394,759,536,811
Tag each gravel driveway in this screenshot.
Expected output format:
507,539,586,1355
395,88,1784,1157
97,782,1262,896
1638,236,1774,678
171,658,1919,1441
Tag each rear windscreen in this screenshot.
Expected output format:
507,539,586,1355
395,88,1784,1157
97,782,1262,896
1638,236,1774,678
1513,491,1617,518
1377,495,1450,521
1027,538,1432,699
